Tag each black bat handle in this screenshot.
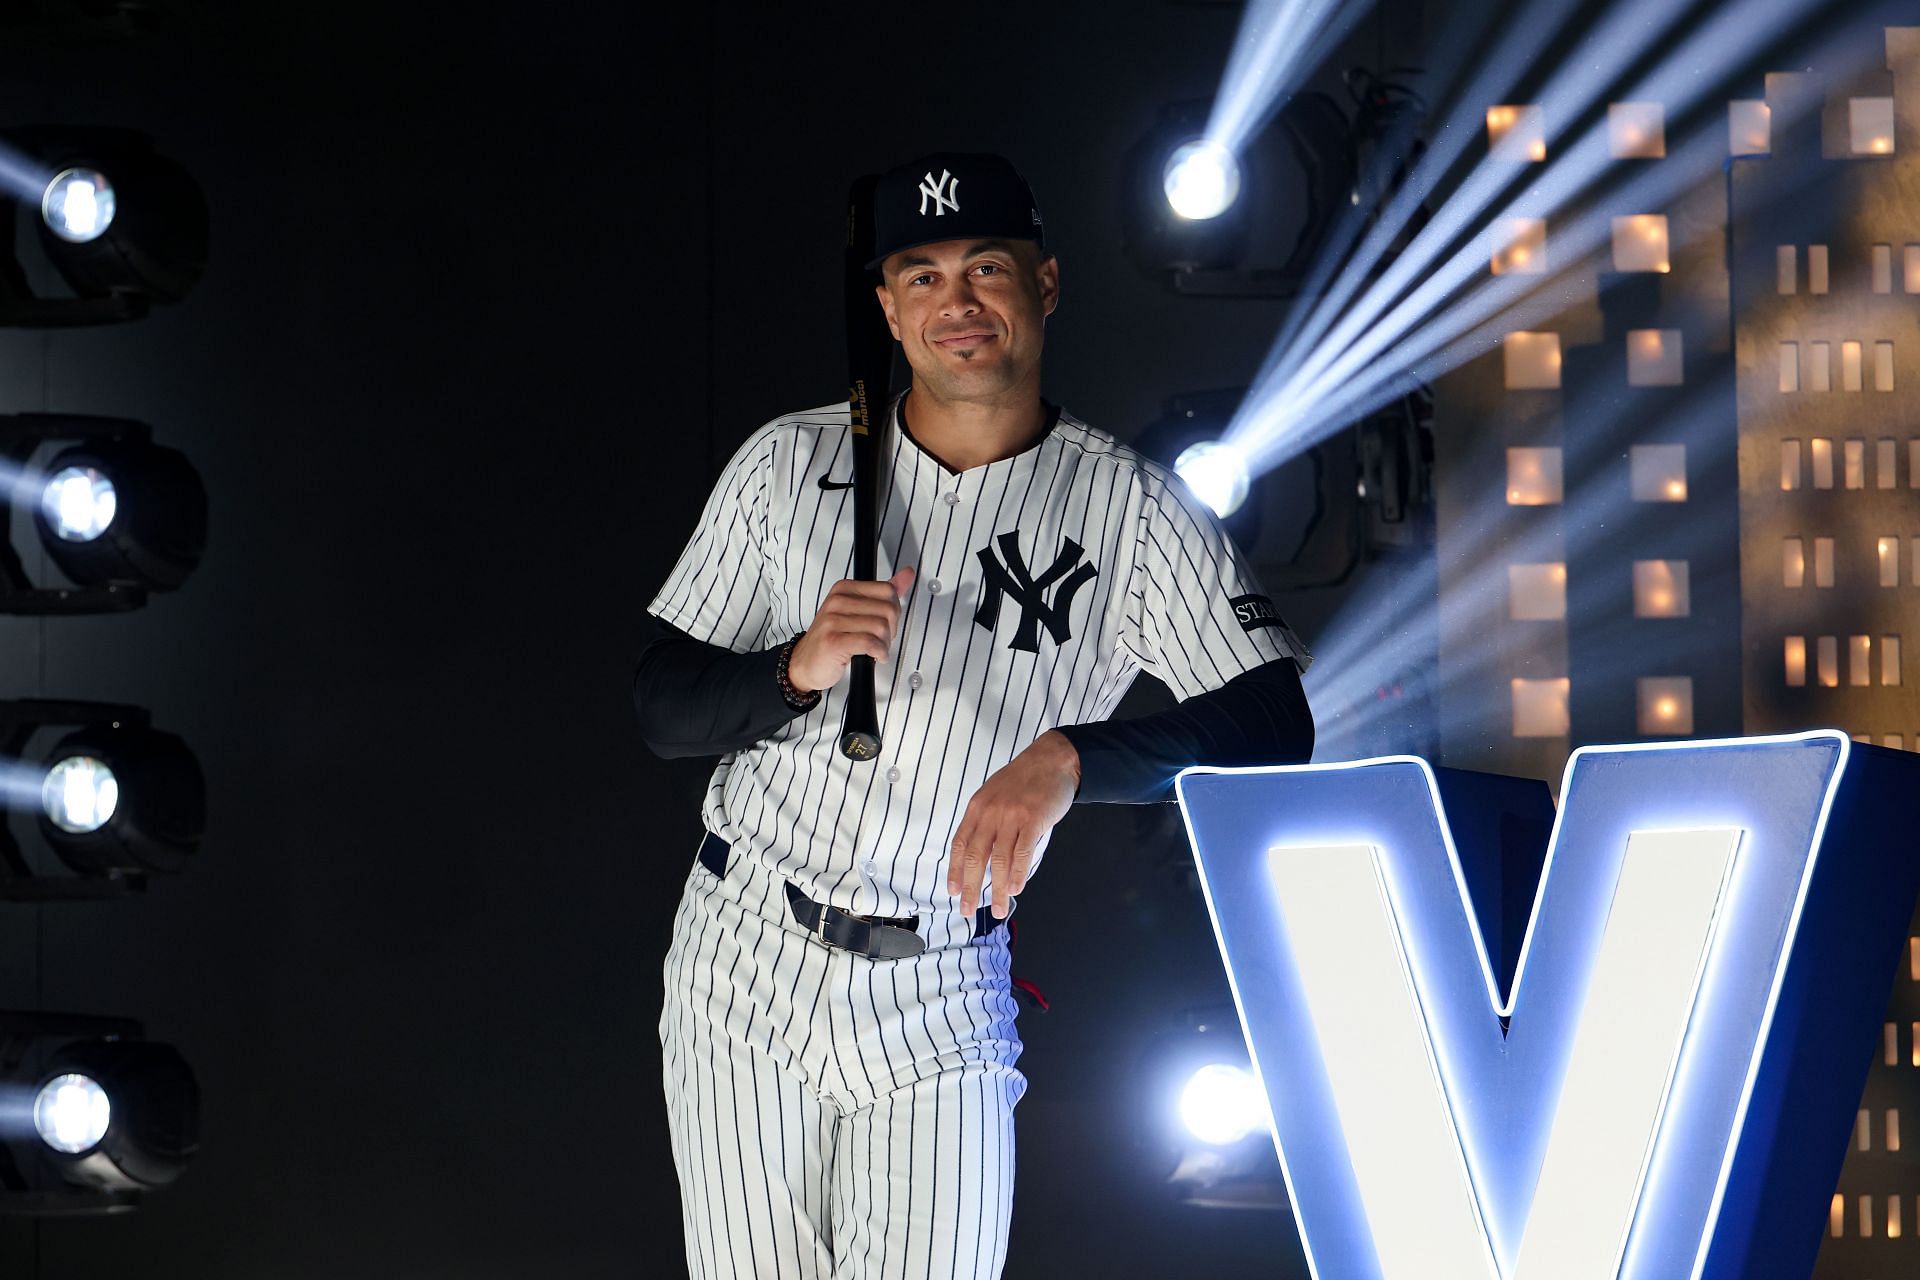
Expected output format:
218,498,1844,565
840,375,882,762
839,175,887,763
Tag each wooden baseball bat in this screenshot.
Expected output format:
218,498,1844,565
839,174,890,762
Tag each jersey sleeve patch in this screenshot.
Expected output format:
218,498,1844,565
1228,593,1288,634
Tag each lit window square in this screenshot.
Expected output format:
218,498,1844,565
1506,447,1563,505
1809,245,1829,293
1511,677,1570,737
1612,215,1670,272
1503,331,1562,389
1488,105,1546,161
1508,562,1567,620
1845,438,1865,489
1637,676,1693,736
1880,537,1900,587
1851,97,1896,155
1785,636,1807,687
1629,444,1686,502
1851,635,1872,687
1780,439,1801,490
1817,636,1839,687
1807,341,1830,393
1887,735,1906,750
1779,342,1799,393
1810,438,1834,489
1875,244,1894,293
1729,100,1771,156
1633,560,1689,617
1491,218,1547,275
1843,341,1863,392
1626,329,1683,386
1906,245,1920,293
1784,538,1805,588
1609,102,1666,158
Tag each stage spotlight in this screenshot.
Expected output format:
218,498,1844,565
34,1073,110,1153
1164,140,1241,220
36,724,202,878
1178,1062,1268,1146
1138,1007,1286,1211
40,168,114,244
1173,440,1252,519
0,127,206,326
0,700,202,899
41,755,117,835
0,1012,199,1212
31,439,207,593
40,465,116,542
0,413,205,613
1124,95,1353,292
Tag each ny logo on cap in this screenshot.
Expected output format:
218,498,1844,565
917,169,960,216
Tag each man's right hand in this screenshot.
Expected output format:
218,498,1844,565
787,567,915,693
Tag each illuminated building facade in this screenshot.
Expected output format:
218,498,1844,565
1430,21,1920,1274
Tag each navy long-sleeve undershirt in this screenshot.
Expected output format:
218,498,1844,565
631,613,1314,801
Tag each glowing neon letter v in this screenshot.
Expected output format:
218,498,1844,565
1272,828,1738,1280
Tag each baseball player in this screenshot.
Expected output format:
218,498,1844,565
634,151,1314,1279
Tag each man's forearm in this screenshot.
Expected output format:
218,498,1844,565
1054,658,1314,803
632,615,811,758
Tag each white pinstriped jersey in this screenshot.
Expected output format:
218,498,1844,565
650,397,1310,937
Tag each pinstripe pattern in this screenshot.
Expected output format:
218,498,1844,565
650,399,1310,926
653,397,1307,1275
662,852,1022,1279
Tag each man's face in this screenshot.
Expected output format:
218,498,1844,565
874,238,1059,404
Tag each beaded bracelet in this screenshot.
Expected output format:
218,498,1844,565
777,634,821,711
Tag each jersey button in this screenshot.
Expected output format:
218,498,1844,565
944,492,960,507
886,767,901,784
928,578,943,595
908,672,923,689
863,858,880,877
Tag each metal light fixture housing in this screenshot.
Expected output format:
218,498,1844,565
36,724,204,877
31,438,207,592
29,1039,198,1194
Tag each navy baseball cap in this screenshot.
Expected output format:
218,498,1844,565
865,152,1045,271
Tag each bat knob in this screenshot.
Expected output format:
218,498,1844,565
840,730,882,762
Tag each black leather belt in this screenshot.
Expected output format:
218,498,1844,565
697,832,1002,959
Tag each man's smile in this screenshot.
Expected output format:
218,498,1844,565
933,330,998,352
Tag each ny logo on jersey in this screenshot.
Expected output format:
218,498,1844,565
1175,733,1920,1280
973,531,1097,652
918,169,960,216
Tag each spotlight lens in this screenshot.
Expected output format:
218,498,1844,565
1178,1063,1268,1146
41,466,117,542
33,1073,111,1153
1173,441,1251,518
41,168,116,244
1163,141,1240,221
42,756,119,834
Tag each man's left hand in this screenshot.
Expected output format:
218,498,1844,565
948,729,1081,920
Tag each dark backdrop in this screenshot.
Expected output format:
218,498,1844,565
0,2,1415,1274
